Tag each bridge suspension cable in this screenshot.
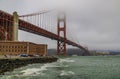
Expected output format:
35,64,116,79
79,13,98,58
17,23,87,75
19,10,57,34
18,10,89,55
19,10,53,17
19,10,82,46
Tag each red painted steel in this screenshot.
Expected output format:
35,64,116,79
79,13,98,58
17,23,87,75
57,13,66,55
0,10,13,41
0,10,89,55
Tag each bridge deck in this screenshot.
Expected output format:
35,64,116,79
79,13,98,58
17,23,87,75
0,10,89,54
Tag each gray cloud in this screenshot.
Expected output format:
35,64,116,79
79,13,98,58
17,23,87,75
0,0,120,50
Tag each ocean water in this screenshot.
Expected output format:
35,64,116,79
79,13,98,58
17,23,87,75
0,56,120,79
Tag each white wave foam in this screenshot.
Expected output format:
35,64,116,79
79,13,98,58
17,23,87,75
21,64,49,76
21,68,41,76
58,58,75,63
21,62,68,76
60,70,75,76
1,76,12,79
45,63,69,68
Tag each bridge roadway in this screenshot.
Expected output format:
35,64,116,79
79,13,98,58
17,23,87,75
0,10,89,54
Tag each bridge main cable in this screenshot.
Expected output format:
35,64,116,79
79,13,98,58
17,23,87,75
19,10,53,17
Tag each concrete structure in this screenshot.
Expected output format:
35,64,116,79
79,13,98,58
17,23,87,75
13,12,19,41
0,41,47,56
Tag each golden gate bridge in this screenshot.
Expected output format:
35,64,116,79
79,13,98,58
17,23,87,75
0,10,89,55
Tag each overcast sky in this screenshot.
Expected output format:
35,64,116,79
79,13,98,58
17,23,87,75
0,0,120,50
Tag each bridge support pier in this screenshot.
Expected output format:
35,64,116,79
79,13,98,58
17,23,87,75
13,12,19,41
0,11,18,41
57,13,66,55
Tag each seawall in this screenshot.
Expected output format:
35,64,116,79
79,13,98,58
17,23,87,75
0,56,58,74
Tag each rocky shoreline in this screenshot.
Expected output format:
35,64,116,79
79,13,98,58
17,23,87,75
0,56,58,75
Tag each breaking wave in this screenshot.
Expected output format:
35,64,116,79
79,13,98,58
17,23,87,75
60,70,75,76
0,57,76,79
58,58,75,63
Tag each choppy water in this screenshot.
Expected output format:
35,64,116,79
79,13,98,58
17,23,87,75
0,56,120,79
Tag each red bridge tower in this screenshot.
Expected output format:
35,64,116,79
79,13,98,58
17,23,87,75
57,13,66,55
